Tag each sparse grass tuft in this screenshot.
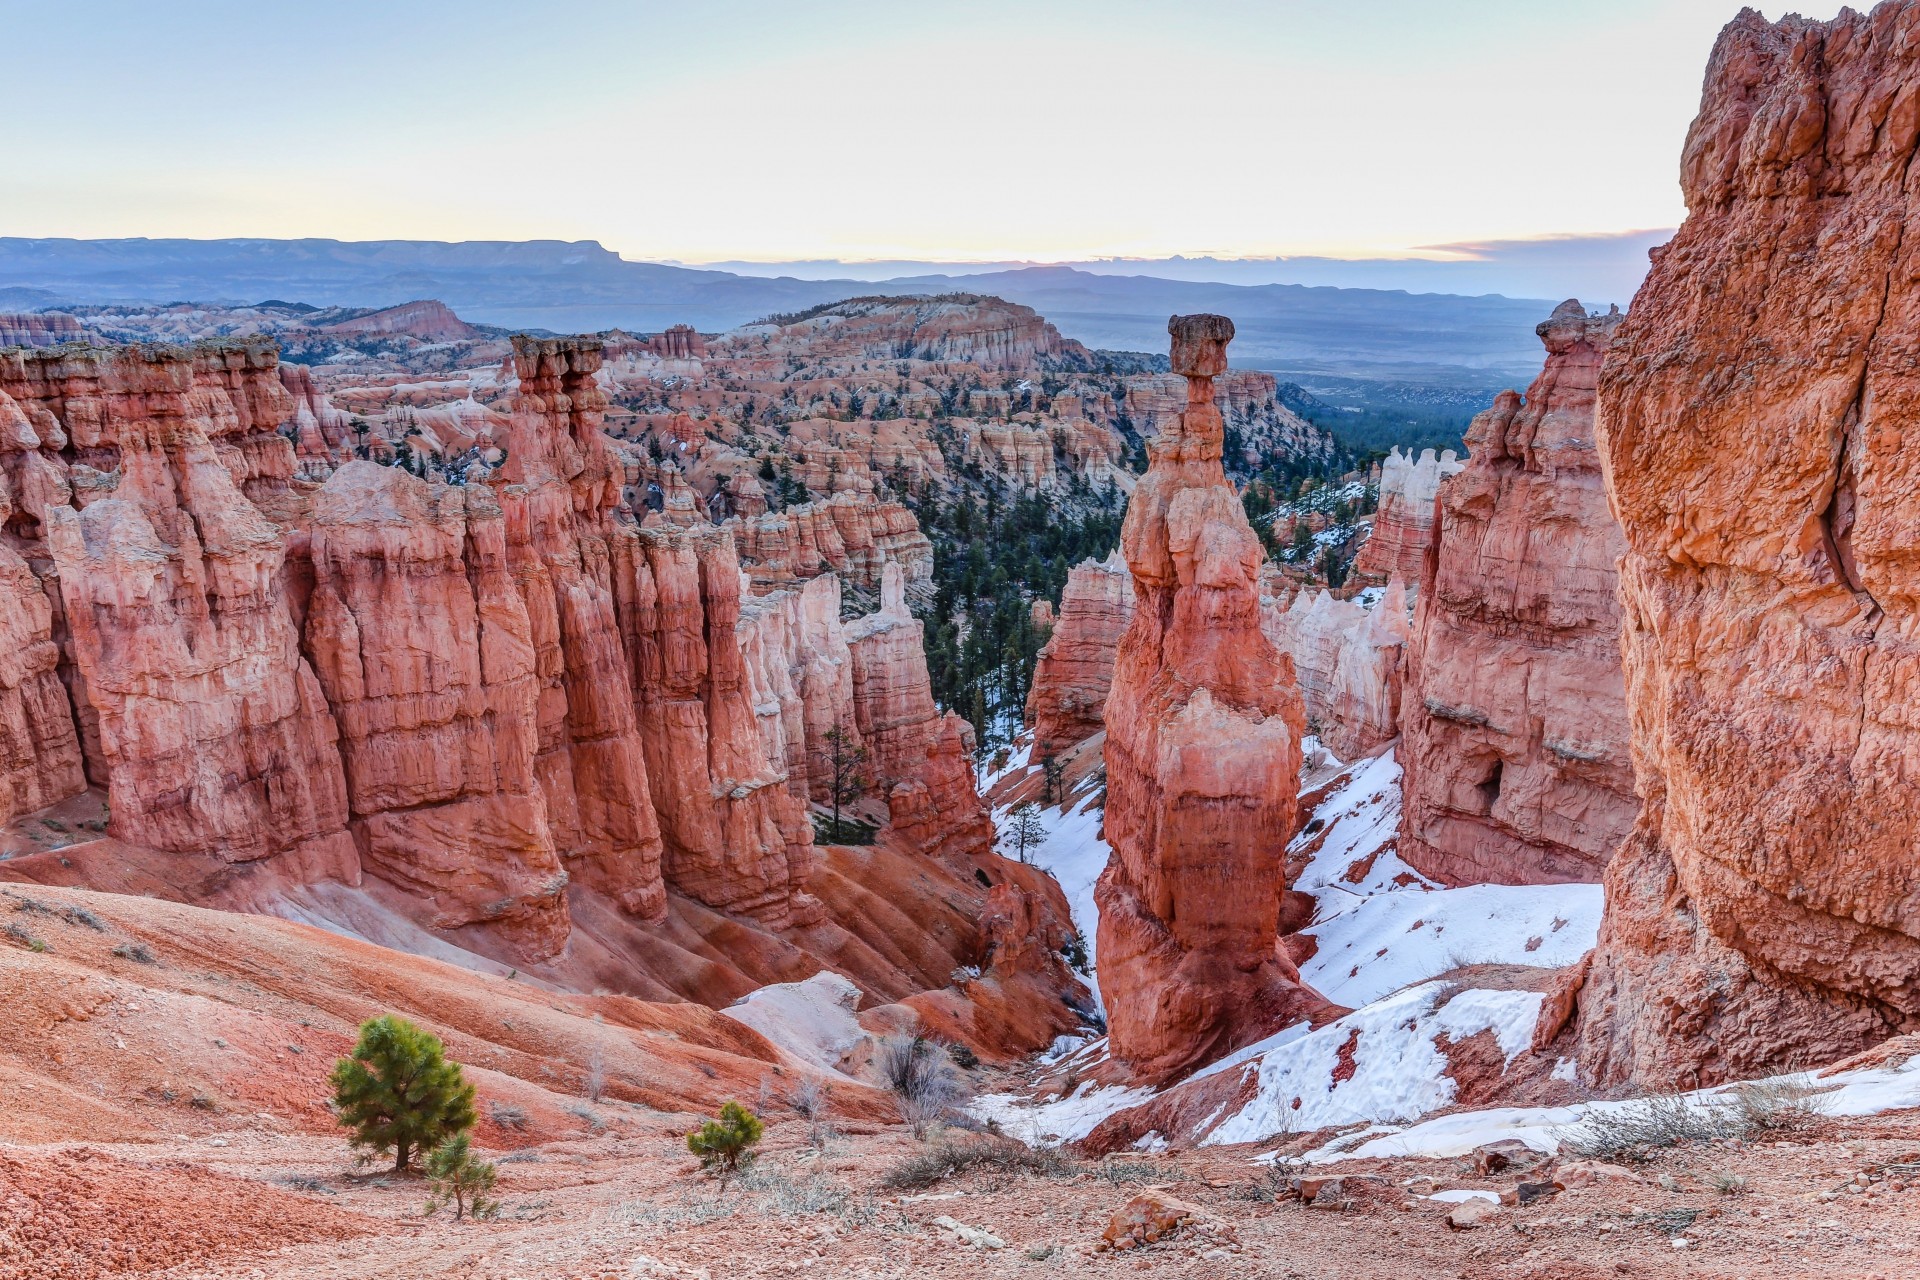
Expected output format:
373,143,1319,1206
875,1034,971,1138
1709,1170,1750,1195
489,1101,529,1132
1560,1094,1746,1163
112,942,156,964
1732,1077,1830,1135
880,1135,1075,1191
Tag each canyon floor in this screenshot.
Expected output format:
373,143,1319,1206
10,1082,1920,1279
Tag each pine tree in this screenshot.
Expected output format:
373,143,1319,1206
687,1100,764,1189
823,725,870,840
1007,803,1046,863
329,1014,476,1173
424,1132,498,1220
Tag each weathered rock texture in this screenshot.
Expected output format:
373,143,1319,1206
848,564,993,861
0,312,89,349
1398,301,1636,888
1554,4,1920,1087
0,333,1007,960
1351,446,1464,588
1263,583,1409,763
22,343,358,885
1025,550,1135,759
1097,315,1321,1079
730,494,932,596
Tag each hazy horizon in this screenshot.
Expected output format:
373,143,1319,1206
0,1,1846,266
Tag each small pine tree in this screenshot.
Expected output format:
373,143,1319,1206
329,1014,476,1173
1007,803,1046,864
424,1132,498,1220
687,1100,764,1189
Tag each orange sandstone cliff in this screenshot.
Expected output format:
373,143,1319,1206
1397,301,1637,887
1024,550,1134,760
1096,314,1325,1080
1549,4,1920,1087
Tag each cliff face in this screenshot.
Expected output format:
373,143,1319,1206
0,333,1006,959
1552,5,1920,1087
1096,315,1322,1080
1350,447,1464,588
730,493,932,596
0,312,89,349
0,388,85,824
741,295,1083,369
18,343,358,888
848,563,993,861
1263,582,1409,763
1025,551,1134,759
1397,302,1637,888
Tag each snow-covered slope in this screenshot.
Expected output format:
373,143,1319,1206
975,743,1609,1148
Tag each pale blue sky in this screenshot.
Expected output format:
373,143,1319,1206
0,1,1846,262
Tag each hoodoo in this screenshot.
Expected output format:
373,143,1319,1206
1096,314,1324,1080
1396,300,1636,887
1024,550,1134,760
1549,4,1920,1088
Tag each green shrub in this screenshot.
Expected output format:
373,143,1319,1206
687,1101,764,1189
329,1014,475,1173
424,1132,499,1220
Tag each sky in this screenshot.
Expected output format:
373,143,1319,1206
0,0,1849,266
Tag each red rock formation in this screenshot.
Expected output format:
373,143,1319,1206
737,572,859,805
1025,550,1133,759
0,312,89,349
0,462,85,825
647,324,708,360
1397,302,1636,888
315,300,481,343
1122,370,1330,464
1350,446,1464,587
1551,5,1920,1087
301,462,577,955
25,343,357,885
618,524,823,926
848,563,993,861
730,493,932,596
1096,315,1323,1079
1263,582,1409,763
497,337,666,921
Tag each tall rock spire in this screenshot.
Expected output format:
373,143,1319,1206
1096,314,1326,1080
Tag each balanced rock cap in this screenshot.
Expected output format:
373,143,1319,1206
1168,313,1234,379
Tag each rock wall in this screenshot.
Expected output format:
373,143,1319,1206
0,312,89,349
1350,446,1464,588
1262,583,1409,763
1397,302,1636,889
730,493,932,596
0,333,1005,962
1024,550,1133,759
18,342,358,885
1096,315,1322,1080
848,563,993,861
0,461,85,826
1552,5,1920,1087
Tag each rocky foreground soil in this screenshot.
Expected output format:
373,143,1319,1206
8,1104,1920,1279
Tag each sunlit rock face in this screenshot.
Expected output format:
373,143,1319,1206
1553,4,1920,1088
1397,301,1636,890
1096,314,1324,1081
1025,550,1134,760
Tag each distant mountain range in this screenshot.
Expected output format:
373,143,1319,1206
0,236,1606,406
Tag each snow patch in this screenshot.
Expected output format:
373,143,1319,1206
719,971,865,1077
1200,981,1545,1146
1298,1053,1920,1165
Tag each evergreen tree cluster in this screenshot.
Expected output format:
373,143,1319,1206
909,479,1124,751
